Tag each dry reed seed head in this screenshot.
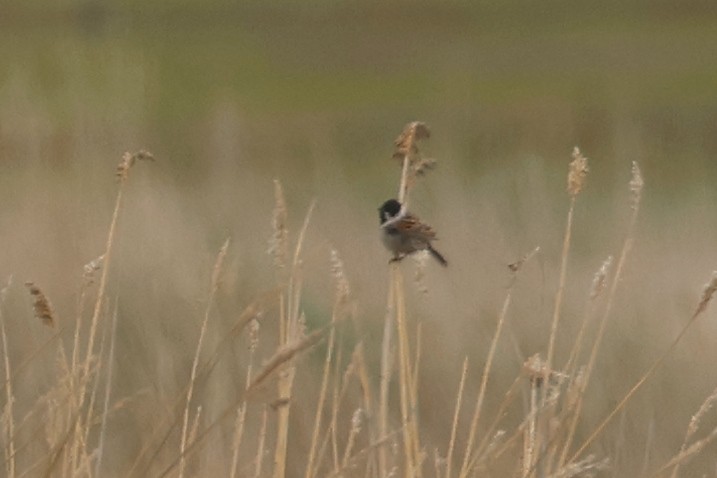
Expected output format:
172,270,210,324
248,317,261,352
523,354,548,387
485,430,506,455
350,407,363,433
83,254,105,283
413,250,429,295
522,353,565,389
392,121,430,159
565,373,584,409
268,179,289,271
211,238,231,287
694,270,717,317
342,357,356,388
413,157,437,177
629,161,644,210
590,256,613,300
687,387,717,439
298,311,307,339
555,455,610,477
330,249,350,302
188,405,203,444
433,449,447,469
567,146,589,197
116,149,154,180
390,437,400,456
24,281,56,327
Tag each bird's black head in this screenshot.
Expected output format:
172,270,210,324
379,199,402,224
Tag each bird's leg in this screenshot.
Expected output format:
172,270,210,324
389,254,406,264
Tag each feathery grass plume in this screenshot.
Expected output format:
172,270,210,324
693,270,717,318
629,161,644,210
590,256,613,300
268,179,289,272
188,406,202,450
329,249,350,305
393,121,430,160
686,387,717,440
472,377,521,463
393,121,432,202
116,149,154,181
341,408,364,469
25,282,57,327
669,386,717,478
658,427,717,477
248,318,260,352
551,455,609,478
82,255,104,285
523,355,544,478
563,255,614,383
567,147,589,197
414,157,437,177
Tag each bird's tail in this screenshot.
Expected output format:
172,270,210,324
428,244,448,267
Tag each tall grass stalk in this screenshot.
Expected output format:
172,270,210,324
557,256,613,468
378,278,394,476
382,121,433,477
546,147,588,380
444,357,468,478
229,319,259,478
272,184,315,478
393,267,420,476
306,249,350,478
84,152,152,380
563,162,643,463
178,238,230,478
0,278,15,478
93,301,119,478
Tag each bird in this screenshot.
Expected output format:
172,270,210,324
378,199,447,266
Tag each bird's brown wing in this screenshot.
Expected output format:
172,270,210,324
394,213,438,240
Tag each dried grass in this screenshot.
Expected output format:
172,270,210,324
2,128,717,478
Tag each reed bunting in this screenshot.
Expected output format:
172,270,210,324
378,199,447,266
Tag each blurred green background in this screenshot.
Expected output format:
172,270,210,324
3,1,717,189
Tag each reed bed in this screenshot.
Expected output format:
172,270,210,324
0,124,716,478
